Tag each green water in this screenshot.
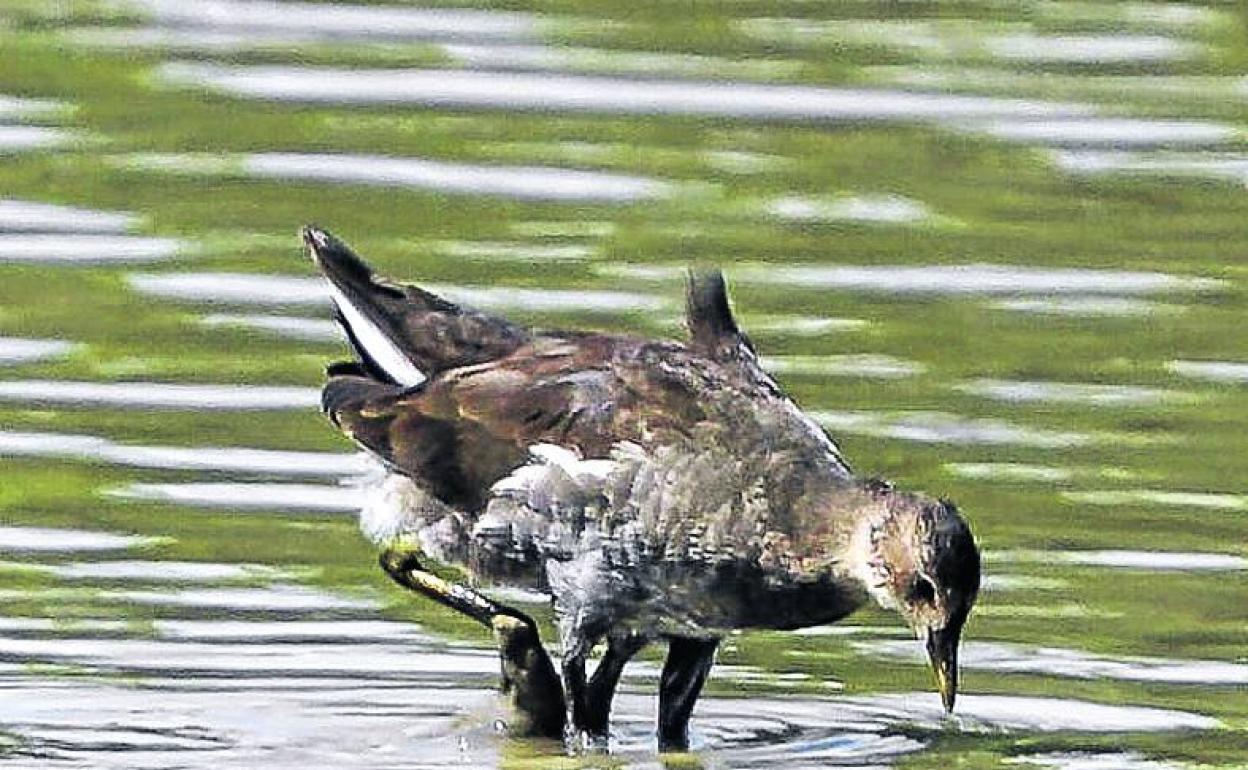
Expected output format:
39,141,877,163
2,1,1248,767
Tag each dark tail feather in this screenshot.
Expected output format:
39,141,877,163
303,225,530,381
685,268,753,359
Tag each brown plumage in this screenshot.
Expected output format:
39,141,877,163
305,226,981,750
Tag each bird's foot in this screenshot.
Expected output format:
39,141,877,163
378,546,497,626
378,547,566,739
563,727,610,756
378,545,422,578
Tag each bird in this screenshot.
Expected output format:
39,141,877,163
304,225,982,751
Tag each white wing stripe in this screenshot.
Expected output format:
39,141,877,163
328,283,425,386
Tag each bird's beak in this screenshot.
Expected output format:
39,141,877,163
925,625,959,713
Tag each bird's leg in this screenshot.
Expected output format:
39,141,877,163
492,613,566,739
379,548,565,739
657,636,719,752
558,628,597,747
582,630,649,738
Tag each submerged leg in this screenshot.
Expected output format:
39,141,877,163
379,549,565,738
582,630,649,738
559,628,596,744
657,636,719,752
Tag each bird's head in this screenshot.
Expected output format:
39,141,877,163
851,487,981,712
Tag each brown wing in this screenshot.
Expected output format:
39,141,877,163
323,334,711,511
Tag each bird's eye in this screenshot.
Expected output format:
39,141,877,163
907,576,936,605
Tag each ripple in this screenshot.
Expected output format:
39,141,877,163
980,575,1068,592
428,239,596,262
1,680,495,769
813,410,1096,448
1053,150,1248,183
744,315,870,336
862,639,1248,686
201,313,338,341
0,338,75,365
130,271,669,313
16,724,229,755
0,125,72,153
0,95,66,120
0,380,319,410
790,625,910,637
763,194,932,224
1007,751,1185,770
606,262,1221,295
150,619,430,642
954,379,1186,406
0,430,368,476
991,296,1185,316
116,0,537,42
157,62,1089,122
0,200,138,233
875,66,1242,104
975,604,1123,620
1062,489,1247,510
439,43,802,82
985,34,1199,63
109,482,361,512
0,617,128,634
741,17,1213,61
125,151,674,203
0,526,161,553
945,463,1076,483
510,220,616,238
848,693,1217,732
0,636,493,678
0,234,183,263
68,25,333,50
762,355,925,379
63,585,375,612
992,549,1248,571
0,674,1216,770
10,560,292,583
1168,359,1248,384
967,118,1237,148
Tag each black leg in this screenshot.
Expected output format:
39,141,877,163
559,631,595,744
380,549,565,739
492,613,566,739
582,630,649,737
657,636,718,752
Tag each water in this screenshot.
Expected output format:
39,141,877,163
3,1,1248,768
125,151,674,202
0,200,138,233
0,234,184,264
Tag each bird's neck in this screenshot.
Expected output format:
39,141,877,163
778,482,899,604
836,501,903,611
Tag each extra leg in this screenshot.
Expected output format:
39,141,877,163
657,636,719,752
582,630,649,737
380,549,565,739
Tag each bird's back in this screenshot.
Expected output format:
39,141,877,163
308,228,861,614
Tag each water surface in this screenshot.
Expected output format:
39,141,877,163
2,1,1247,768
